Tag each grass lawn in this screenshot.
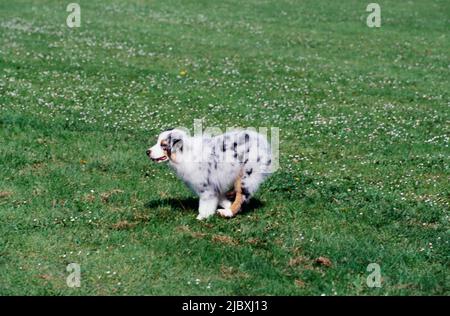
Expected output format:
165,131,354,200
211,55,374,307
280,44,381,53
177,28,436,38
0,0,449,295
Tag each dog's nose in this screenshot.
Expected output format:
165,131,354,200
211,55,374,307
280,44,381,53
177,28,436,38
146,149,151,156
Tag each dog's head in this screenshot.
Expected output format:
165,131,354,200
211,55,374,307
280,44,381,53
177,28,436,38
146,129,186,163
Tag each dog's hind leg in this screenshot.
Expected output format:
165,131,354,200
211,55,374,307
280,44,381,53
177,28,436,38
218,174,244,218
219,195,232,209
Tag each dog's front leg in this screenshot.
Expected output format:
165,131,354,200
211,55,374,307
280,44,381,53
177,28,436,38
197,195,219,220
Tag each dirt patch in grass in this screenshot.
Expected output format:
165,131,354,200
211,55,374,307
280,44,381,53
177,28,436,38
37,274,53,281
133,212,151,223
315,256,332,267
212,234,239,245
84,193,96,203
288,256,311,267
101,189,124,203
246,237,265,246
220,265,249,279
0,191,13,198
111,220,137,230
295,279,306,288
176,225,207,238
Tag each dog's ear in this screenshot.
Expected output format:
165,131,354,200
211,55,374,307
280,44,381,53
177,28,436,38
168,131,184,153
171,137,183,152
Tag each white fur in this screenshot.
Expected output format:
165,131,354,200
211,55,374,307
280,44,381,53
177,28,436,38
148,129,272,219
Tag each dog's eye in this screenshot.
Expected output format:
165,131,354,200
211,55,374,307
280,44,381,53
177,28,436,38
160,143,168,149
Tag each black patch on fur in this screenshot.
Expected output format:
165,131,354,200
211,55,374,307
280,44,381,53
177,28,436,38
257,156,261,162
233,142,237,150
203,183,208,188
233,153,238,159
242,187,250,200
214,161,217,169
266,159,271,165
244,133,249,143
246,168,253,176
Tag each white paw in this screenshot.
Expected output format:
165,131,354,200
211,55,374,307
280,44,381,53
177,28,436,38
217,208,234,218
196,212,215,220
219,200,232,209
196,214,207,220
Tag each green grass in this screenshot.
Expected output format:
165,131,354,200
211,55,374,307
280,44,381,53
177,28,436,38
0,0,449,295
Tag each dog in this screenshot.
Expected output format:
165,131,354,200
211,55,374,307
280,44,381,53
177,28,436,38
146,128,273,219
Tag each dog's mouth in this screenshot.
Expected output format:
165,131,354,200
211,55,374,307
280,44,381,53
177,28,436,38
151,156,168,163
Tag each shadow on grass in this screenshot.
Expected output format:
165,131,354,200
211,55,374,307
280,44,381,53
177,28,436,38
144,196,264,215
